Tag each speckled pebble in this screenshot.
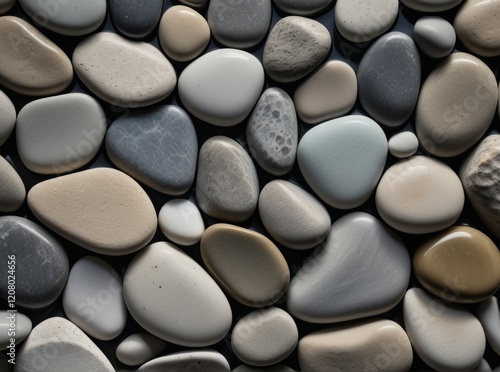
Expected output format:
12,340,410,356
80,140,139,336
115,333,166,366
414,16,456,58
388,131,419,158
109,0,162,39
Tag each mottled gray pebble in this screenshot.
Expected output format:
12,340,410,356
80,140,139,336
109,0,163,39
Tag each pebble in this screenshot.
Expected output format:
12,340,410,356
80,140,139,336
287,212,410,323
19,0,106,36
273,0,333,15
0,90,15,147
298,319,413,372
388,131,419,158
233,366,297,372
246,88,298,175
416,52,498,157
0,216,68,309
201,224,290,307
159,5,210,62
297,115,387,209
400,0,463,12
16,93,106,174
454,0,500,57
376,155,464,234
109,0,162,39
259,180,331,250
62,256,127,340
403,287,486,371
0,157,25,212
414,16,456,58
73,32,176,108
105,105,198,195
263,16,331,83
0,16,73,96
335,0,398,43
137,350,230,371
196,136,259,222
0,0,15,14
231,308,298,367
358,31,421,127
0,311,31,349
115,333,166,366
16,317,114,372
179,49,264,126
477,296,500,355
123,241,232,347
27,168,157,255
158,199,205,246
177,0,208,9
293,61,357,125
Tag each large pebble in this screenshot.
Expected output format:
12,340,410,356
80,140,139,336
115,333,166,366
0,0,15,14
158,199,205,246
297,115,387,209
137,350,230,371
27,168,157,255
416,52,498,157
0,311,32,349
123,242,232,347
414,16,456,58
233,366,297,372
196,136,259,222
400,0,463,12
259,180,331,249
0,157,25,212
246,88,298,175
16,93,106,174
403,287,485,371
106,105,198,195
201,224,289,307
0,90,15,147
273,0,332,15
388,131,419,158
0,216,68,309
298,319,413,372
376,155,464,234
358,32,421,127
477,296,500,355
73,32,176,108
287,212,410,323
0,16,73,96
109,0,162,39
263,16,331,83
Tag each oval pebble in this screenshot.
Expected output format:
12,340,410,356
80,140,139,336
376,155,464,234
0,0,15,14
388,131,419,158
0,216,68,309
0,311,32,349
0,90,15,147
115,333,166,366
109,0,162,39
62,256,127,340
158,199,205,246
246,88,298,176
259,180,331,250
0,16,73,96
137,350,230,371
273,0,333,15
294,61,357,125
416,52,498,157
403,287,486,371
179,49,264,126
358,31,421,127
297,115,387,209
233,365,297,372
414,16,456,58
27,168,157,256
263,16,331,83
231,308,298,367
73,32,176,108
477,296,500,355
196,136,259,222
0,157,25,212
123,242,232,347
201,224,290,307
16,93,106,174
400,0,463,12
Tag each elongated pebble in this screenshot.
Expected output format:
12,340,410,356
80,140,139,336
477,296,500,355
158,199,205,246
137,350,230,371
400,0,463,12
0,311,31,349
273,0,333,16
388,131,419,158
0,90,15,147
414,16,456,58
109,0,162,39
116,333,166,366
0,157,25,212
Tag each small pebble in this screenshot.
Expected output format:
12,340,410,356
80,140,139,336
0,311,32,349
115,333,166,366
477,296,500,355
158,199,205,246
109,0,162,39
0,89,15,147
0,156,25,212
388,131,419,158
414,16,456,58
400,0,463,12
273,0,333,16
137,350,230,371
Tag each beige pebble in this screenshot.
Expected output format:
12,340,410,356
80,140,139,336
0,156,25,212
0,89,15,147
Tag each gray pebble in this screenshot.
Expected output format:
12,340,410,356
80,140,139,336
0,90,15,147
273,0,333,16
0,157,25,213
414,16,456,58
109,0,163,39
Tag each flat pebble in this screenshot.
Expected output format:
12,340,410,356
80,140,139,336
414,16,456,58
231,308,298,367
158,199,205,246
273,0,332,15
115,333,166,366
287,212,410,323
159,5,210,62
201,224,290,307
376,155,464,234
400,0,463,12
233,366,297,372
263,16,331,83
0,16,73,96
0,157,25,212
246,88,298,175
388,131,419,158
109,0,162,39
403,287,485,371
123,242,232,347
73,32,176,108
106,105,197,195
196,136,259,222
0,311,31,349
477,296,500,355
297,115,387,209
416,52,498,157
0,216,68,309
298,319,413,372
358,31,421,127
137,350,230,371
294,61,357,125
0,90,15,147
16,317,114,372
177,0,208,8
27,168,157,255
16,93,106,174
0,0,15,14
62,256,127,340
259,180,331,249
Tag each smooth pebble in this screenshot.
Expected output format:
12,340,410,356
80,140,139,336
414,16,456,58
0,157,25,212
0,0,15,13
0,311,31,349
158,199,205,246
273,0,332,15
388,131,419,158
109,0,162,39
137,350,230,371
477,296,500,355
233,366,297,372
115,333,166,366
177,0,208,9
0,90,15,147
400,0,463,12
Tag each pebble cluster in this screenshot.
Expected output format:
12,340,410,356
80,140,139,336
0,0,499,371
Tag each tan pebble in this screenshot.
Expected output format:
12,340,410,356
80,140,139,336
0,156,25,212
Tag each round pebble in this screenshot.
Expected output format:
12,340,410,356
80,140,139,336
0,311,32,350
273,0,333,15
400,0,463,12
0,90,15,147
137,350,230,371
414,16,456,58
388,131,419,158
0,157,25,212
115,333,166,366
158,199,205,246
109,0,162,39
477,296,500,355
